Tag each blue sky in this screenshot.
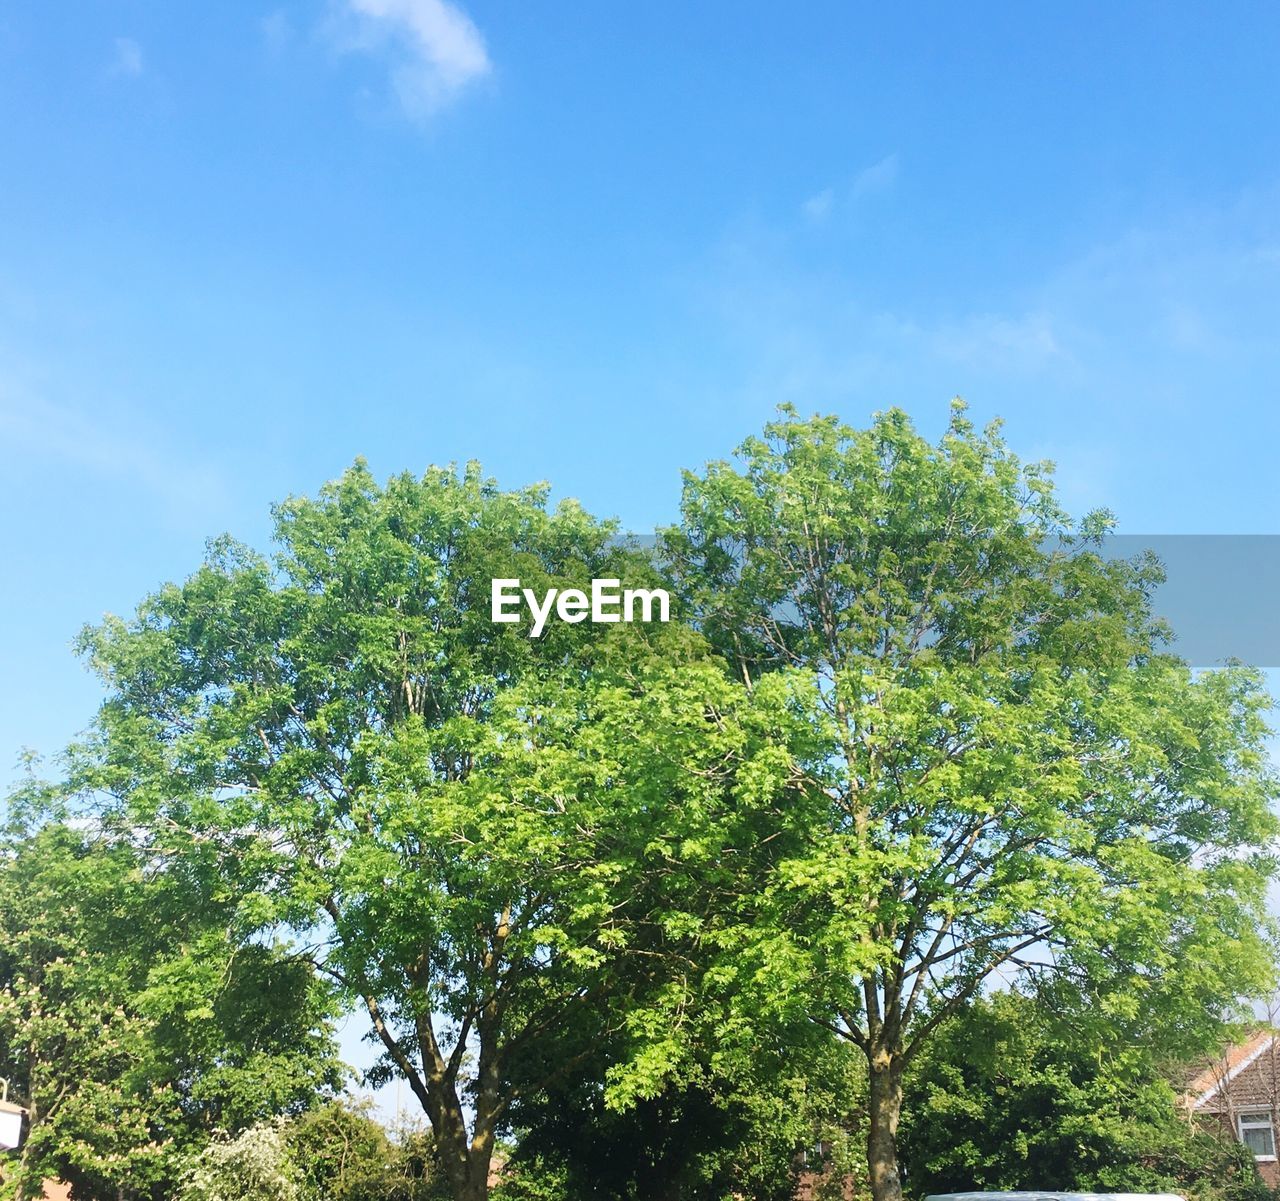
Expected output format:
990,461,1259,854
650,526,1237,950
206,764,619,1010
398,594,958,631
8,2,1280,774
5,0,1280,1108
6,1,1280,768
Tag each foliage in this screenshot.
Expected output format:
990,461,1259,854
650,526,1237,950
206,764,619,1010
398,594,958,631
0,770,343,1201
174,1102,450,1201
509,1082,801,1201
658,403,1280,1201
179,1120,302,1201
0,808,173,1200
899,991,1270,1201
489,1153,573,1201
72,460,747,1200
286,1101,449,1201
504,1024,865,1201
497,907,871,1201
18,412,1280,1201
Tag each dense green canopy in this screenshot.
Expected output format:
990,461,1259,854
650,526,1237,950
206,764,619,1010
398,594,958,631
900,991,1269,1201
69,461,773,1201
5,407,1276,1201
0,774,342,1201
655,403,1279,1201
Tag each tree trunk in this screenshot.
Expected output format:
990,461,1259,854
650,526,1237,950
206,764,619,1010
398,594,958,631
432,1105,491,1201
435,1138,490,1201
867,1054,904,1201
454,1162,490,1201
462,1129,496,1201
14,1094,37,1201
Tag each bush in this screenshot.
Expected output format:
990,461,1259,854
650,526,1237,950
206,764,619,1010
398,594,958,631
287,1101,448,1201
177,1104,450,1201
179,1121,301,1201
899,993,1271,1201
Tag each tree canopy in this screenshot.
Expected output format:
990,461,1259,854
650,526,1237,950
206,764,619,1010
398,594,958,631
0,771,342,1201
9,407,1277,1201
71,460,764,1201
657,403,1279,1201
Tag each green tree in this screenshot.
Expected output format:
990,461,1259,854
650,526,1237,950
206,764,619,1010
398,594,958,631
899,990,1269,1201
0,777,342,1201
504,1065,835,1201
73,461,736,1201
662,404,1279,1201
0,820,169,1200
500,971,867,1201
286,1100,449,1201
175,1102,448,1201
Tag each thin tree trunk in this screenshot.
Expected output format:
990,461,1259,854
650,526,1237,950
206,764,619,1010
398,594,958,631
866,1053,904,1201
14,1093,37,1201
14,1142,34,1201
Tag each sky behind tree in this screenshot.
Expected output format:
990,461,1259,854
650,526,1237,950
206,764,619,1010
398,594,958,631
4,0,1280,775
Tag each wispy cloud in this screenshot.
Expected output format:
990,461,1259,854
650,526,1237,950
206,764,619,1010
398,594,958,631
927,312,1064,371
0,386,227,526
692,182,1280,523
697,252,1067,411
800,153,900,222
108,36,143,78
802,188,835,224
851,152,899,198
330,0,491,118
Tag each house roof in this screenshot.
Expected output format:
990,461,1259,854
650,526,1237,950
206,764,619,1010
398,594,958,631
0,1100,25,1117
1185,1028,1278,1107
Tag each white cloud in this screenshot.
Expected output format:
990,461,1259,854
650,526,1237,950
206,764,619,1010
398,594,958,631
109,37,143,78
333,0,491,118
927,312,1064,371
688,181,1280,528
801,155,899,225
802,188,835,223
851,152,899,198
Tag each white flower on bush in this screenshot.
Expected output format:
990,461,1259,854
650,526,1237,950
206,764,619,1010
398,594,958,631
180,1120,301,1201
